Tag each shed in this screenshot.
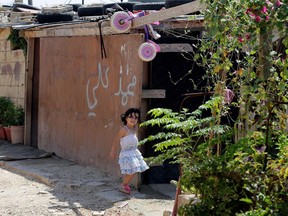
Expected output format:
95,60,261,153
1,1,205,186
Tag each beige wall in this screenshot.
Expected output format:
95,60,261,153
0,28,26,107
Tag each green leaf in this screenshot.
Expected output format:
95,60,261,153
239,198,253,204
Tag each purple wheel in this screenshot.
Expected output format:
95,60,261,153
138,42,157,62
110,11,131,33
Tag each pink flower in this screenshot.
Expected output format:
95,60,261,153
266,16,270,21
249,12,256,19
245,34,250,40
265,0,273,7
246,8,251,14
238,37,245,43
262,6,268,13
276,0,283,6
255,16,261,22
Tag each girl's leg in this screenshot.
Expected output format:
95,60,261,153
122,173,135,186
119,174,135,194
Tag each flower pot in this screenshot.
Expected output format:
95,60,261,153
0,125,6,140
10,125,24,144
3,126,12,142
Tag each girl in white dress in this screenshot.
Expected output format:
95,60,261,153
110,108,149,194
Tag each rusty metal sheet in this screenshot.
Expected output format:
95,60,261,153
37,34,144,174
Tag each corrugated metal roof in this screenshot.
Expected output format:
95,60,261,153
0,1,205,37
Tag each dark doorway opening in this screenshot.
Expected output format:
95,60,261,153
142,37,209,184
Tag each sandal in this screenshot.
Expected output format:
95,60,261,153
119,184,131,195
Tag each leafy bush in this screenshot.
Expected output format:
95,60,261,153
0,97,24,126
141,0,287,214
141,107,288,215
0,97,14,125
4,105,24,126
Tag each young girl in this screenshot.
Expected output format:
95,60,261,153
110,108,149,194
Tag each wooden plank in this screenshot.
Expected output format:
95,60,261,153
141,89,166,98
22,21,126,38
132,0,205,28
23,25,114,38
152,19,204,31
159,43,193,52
16,7,40,14
24,38,34,145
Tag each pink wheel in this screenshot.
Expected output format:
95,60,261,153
110,11,131,33
138,42,157,62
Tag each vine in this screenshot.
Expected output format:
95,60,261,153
7,29,27,55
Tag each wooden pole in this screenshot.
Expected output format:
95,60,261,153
258,27,272,80
24,38,35,146
132,0,205,28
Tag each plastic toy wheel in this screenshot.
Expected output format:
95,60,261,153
138,42,157,62
110,11,131,33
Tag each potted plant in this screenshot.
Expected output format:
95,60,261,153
1,100,25,144
0,97,14,141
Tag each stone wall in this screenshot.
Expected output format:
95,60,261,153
0,28,26,107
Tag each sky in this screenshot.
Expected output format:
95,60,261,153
1,0,119,8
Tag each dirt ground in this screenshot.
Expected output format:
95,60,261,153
0,166,174,216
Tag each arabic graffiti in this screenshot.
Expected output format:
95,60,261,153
86,62,137,117
115,64,136,106
86,63,109,117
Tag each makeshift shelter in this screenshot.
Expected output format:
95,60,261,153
0,1,205,185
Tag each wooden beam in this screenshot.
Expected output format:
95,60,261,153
24,38,34,145
22,24,124,38
158,43,193,52
132,0,205,28
153,19,204,31
141,89,166,98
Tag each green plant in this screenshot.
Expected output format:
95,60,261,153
13,105,25,126
7,29,27,54
0,98,24,126
141,107,288,215
0,97,14,125
140,0,287,214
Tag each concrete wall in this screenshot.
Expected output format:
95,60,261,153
0,28,26,107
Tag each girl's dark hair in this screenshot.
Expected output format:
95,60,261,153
120,108,141,125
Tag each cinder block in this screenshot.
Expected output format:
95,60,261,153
7,86,19,98
11,75,19,87
0,51,11,62
17,98,24,107
0,40,12,52
0,51,6,62
0,40,6,52
0,85,10,96
11,49,25,62
0,28,11,40
17,73,25,86
11,61,25,77
0,62,13,76
0,75,13,86
18,85,25,98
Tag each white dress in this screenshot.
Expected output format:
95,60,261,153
118,126,149,175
